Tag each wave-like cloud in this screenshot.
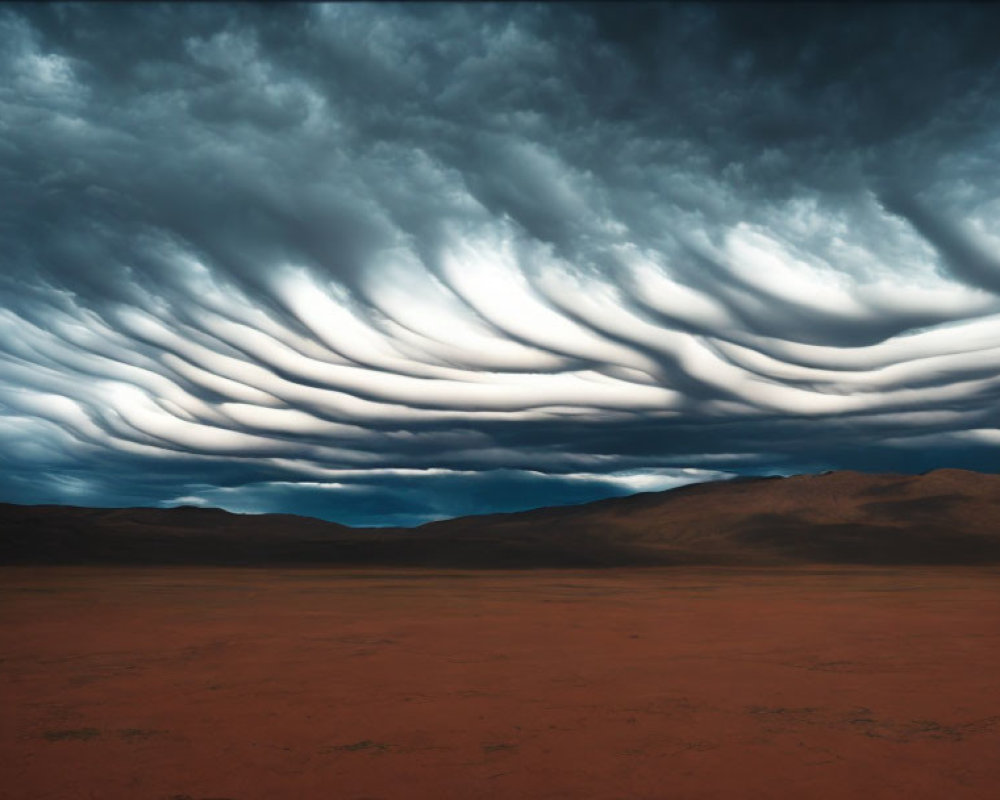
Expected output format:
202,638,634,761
2,4,999,524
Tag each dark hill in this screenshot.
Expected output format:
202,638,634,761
3,470,1000,566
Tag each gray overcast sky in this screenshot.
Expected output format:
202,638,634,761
2,3,1000,525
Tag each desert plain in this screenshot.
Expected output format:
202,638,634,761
2,565,999,800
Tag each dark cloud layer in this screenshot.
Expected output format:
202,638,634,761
2,3,1000,525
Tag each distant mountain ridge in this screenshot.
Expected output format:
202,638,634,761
3,469,1000,566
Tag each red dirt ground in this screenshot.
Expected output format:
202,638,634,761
2,566,999,799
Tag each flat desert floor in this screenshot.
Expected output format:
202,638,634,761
2,567,999,800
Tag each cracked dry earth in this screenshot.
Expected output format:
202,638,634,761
2,566,999,799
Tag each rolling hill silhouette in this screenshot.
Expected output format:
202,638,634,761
3,469,1000,566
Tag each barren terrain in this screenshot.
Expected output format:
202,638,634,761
3,566,999,799
5,470,1000,567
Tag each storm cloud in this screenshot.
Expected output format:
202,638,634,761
2,3,1000,525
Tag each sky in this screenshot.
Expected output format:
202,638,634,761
2,3,1000,526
